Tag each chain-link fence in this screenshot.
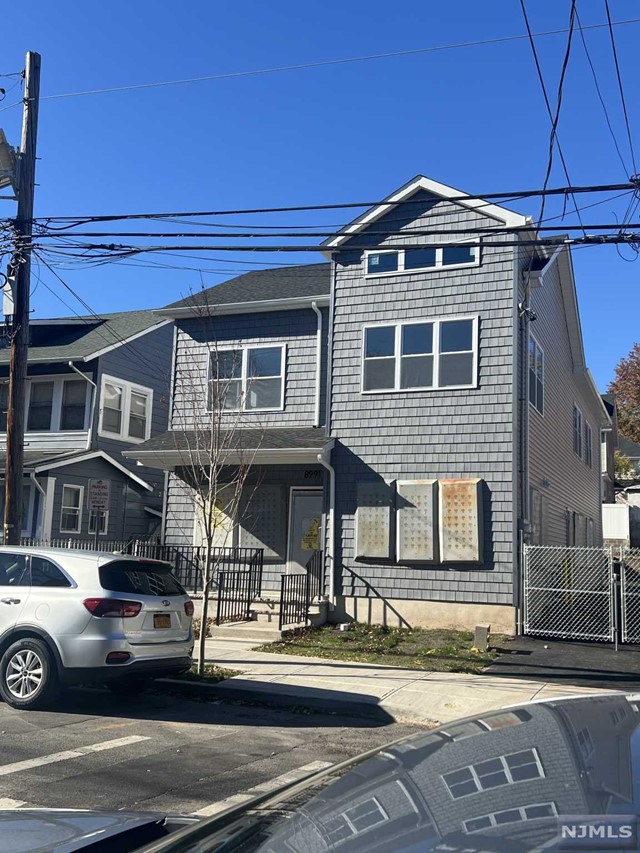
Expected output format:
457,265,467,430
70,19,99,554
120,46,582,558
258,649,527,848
621,548,640,644
523,545,615,641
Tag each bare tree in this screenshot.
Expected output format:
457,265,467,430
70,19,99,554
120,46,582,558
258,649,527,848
170,292,265,675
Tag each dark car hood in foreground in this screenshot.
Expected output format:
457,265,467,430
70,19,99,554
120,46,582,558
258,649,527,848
137,692,640,853
0,808,197,853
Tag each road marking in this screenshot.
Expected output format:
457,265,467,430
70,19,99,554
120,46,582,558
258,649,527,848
191,760,333,817
0,735,150,777
0,798,26,809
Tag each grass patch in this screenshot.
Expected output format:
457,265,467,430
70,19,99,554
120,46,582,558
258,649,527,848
257,624,502,674
175,664,239,683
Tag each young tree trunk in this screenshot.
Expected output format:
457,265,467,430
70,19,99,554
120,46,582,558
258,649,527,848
197,538,214,676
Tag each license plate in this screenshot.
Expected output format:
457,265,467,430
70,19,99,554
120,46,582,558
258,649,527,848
154,613,171,629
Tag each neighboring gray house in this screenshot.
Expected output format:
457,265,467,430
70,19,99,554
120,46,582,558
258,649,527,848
601,393,618,503
128,175,609,633
0,311,173,542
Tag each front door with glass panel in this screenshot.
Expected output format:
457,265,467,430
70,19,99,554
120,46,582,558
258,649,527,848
287,490,323,573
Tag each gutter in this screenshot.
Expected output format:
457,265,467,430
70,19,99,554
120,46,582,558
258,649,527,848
68,361,97,450
317,439,336,606
154,294,330,319
29,471,46,498
311,301,322,428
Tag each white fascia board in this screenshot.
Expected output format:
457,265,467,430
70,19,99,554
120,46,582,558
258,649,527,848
33,449,153,491
81,320,171,362
324,175,531,249
154,295,330,319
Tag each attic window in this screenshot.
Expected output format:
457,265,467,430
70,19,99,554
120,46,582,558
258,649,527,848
365,243,480,276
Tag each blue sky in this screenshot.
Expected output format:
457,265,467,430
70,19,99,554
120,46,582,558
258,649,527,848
1,0,639,389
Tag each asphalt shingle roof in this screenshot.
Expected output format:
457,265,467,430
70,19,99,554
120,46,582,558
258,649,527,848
130,427,329,453
619,436,640,459
165,263,330,309
0,310,163,365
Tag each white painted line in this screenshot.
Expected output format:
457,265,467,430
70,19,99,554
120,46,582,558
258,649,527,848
0,797,26,809
0,735,150,777
192,760,332,817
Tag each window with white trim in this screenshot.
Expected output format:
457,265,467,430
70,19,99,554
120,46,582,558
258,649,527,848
573,405,583,457
99,375,153,443
60,485,83,533
27,381,54,431
22,376,91,433
88,510,108,536
208,345,285,412
362,317,477,392
366,242,480,276
464,803,557,834
323,798,388,843
442,749,544,799
585,422,593,467
529,335,544,414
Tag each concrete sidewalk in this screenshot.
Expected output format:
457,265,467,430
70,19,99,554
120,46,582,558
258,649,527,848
203,638,620,725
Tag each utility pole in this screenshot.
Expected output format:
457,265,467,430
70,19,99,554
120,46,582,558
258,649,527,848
4,52,41,545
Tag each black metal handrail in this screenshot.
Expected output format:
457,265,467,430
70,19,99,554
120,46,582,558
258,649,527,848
214,548,264,625
279,573,310,630
306,549,324,602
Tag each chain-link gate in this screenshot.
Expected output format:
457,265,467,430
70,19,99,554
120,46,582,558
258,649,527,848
523,545,615,641
621,549,640,644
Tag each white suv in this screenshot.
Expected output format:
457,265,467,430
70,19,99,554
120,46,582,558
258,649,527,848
0,547,194,710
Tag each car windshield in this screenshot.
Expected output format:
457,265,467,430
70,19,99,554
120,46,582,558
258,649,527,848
99,561,187,596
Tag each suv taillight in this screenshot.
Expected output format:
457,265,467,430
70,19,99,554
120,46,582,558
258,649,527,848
83,598,142,618
184,601,194,617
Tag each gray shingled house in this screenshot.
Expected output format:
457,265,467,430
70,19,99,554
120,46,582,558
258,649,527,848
0,310,173,542
128,175,609,633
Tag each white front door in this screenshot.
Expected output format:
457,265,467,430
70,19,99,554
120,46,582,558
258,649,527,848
287,490,323,573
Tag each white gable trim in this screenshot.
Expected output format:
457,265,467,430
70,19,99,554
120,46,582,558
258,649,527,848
33,449,153,491
324,175,531,249
82,319,171,361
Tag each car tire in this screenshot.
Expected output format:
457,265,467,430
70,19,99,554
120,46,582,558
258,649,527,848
0,638,60,710
106,677,153,696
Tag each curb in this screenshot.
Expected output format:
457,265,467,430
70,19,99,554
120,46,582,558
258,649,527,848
155,677,396,722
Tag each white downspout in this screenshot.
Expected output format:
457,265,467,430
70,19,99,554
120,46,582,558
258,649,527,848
317,439,336,606
68,361,97,450
311,301,322,428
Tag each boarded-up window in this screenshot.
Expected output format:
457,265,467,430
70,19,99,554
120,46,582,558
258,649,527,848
396,480,437,562
439,479,483,563
355,481,393,560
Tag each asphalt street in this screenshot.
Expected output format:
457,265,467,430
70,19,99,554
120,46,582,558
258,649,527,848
0,687,421,816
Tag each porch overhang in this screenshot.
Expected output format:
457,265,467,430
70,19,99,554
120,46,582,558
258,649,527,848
123,428,333,470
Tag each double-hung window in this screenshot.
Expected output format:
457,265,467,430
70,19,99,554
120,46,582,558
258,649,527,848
366,242,480,276
209,345,285,412
529,336,544,414
27,381,54,431
573,405,583,457
61,485,83,533
60,380,88,430
24,377,90,433
362,317,477,392
99,375,152,442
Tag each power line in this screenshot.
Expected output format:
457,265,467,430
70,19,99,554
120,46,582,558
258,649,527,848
519,0,584,235
18,16,636,104
604,0,637,176
34,180,638,224
575,6,629,176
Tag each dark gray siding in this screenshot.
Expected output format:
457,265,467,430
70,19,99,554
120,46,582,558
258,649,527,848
45,457,153,541
163,473,196,547
330,193,516,606
94,321,173,505
527,256,604,544
172,308,328,431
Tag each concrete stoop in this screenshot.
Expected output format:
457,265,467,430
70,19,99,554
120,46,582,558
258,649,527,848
208,598,329,643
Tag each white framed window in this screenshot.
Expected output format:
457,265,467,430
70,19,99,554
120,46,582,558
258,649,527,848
21,376,92,434
208,344,286,412
362,317,478,393
99,375,153,443
60,485,83,533
442,748,544,799
88,509,108,536
464,803,557,834
365,241,481,276
323,798,388,844
573,405,583,457
529,335,544,414
585,422,593,468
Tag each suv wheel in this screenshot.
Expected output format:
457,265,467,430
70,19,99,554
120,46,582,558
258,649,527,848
0,638,60,710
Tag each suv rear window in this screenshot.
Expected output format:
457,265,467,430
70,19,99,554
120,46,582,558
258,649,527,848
99,561,186,596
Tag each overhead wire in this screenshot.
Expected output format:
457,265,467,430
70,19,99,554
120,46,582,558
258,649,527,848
604,0,637,176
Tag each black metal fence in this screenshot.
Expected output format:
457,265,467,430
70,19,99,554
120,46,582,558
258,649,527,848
215,550,264,625
279,573,310,630
306,549,324,602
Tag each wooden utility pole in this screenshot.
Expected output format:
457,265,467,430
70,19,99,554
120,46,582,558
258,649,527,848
4,52,41,545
